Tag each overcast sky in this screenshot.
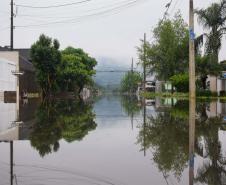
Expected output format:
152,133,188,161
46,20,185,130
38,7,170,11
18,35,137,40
0,0,225,65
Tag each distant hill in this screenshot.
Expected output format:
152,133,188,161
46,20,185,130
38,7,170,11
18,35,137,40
93,57,130,91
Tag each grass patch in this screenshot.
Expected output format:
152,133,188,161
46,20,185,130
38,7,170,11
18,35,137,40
142,92,226,100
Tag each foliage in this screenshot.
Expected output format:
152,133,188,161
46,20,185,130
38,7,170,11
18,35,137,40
137,100,226,182
30,99,97,157
120,71,142,93
196,90,218,97
30,34,61,97
196,55,222,90
137,110,189,179
121,95,142,117
58,47,97,93
170,73,189,92
196,1,226,63
137,12,189,81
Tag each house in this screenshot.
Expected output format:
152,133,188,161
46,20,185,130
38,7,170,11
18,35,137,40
0,47,39,99
207,61,226,95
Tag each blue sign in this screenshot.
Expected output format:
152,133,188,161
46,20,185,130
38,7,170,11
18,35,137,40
223,73,226,79
223,116,226,121
189,29,195,41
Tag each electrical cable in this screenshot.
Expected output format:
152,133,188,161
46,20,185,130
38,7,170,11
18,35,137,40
15,0,145,28
16,0,93,9
15,0,137,19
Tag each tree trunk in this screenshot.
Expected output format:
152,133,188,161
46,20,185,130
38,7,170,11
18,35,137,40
201,76,208,90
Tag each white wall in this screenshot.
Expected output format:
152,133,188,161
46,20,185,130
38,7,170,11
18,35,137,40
0,58,17,92
0,102,17,132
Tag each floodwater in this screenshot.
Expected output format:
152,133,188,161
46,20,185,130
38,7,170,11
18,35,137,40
0,95,226,185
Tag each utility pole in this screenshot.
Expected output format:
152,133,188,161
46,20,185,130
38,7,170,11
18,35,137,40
189,1,196,185
189,0,196,99
10,0,14,50
143,33,146,93
131,58,134,73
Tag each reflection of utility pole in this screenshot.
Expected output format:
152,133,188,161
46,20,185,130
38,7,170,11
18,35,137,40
10,141,14,185
143,101,146,157
189,98,196,185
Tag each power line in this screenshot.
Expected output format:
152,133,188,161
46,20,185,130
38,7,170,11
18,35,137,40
169,0,180,15
160,0,173,24
15,0,145,28
15,0,92,9
15,0,136,19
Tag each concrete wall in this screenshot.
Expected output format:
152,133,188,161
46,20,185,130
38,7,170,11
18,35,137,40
0,102,17,132
0,51,18,92
209,76,217,92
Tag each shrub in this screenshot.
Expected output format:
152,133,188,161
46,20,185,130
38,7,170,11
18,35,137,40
170,74,189,92
196,90,218,97
220,90,226,97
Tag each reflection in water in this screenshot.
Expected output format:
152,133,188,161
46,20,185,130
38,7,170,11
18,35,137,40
1,96,226,185
137,100,189,180
121,95,142,130
137,98,226,184
30,99,97,157
189,98,195,185
195,115,226,184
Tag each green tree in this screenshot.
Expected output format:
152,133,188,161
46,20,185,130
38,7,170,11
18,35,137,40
58,47,97,93
196,55,222,90
120,71,142,93
170,73,189,92
196,1,226,64
137,12,189,81
31,34,61,97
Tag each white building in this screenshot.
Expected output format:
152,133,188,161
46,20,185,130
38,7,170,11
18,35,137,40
0,51,19,141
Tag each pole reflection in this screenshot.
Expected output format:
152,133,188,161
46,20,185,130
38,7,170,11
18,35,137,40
189,98,196,185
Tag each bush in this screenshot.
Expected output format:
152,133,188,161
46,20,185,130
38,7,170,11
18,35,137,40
170,74,189,92
196,90,218,97
220,91,226,97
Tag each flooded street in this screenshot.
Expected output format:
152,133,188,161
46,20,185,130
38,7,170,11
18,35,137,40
0,96,226,185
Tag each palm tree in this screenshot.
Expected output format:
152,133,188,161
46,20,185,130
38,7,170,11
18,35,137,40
196,0,226,63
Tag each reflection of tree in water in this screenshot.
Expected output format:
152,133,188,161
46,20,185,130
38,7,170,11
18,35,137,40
121,95,142,117
195,115,226,185
137,100,226,183
30,100,96,157
137,108,189,180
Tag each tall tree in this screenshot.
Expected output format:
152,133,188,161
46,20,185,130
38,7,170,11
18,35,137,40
120,71,142,93
31,34,61,97
196,0,226,63
137,12,189,81
58,47,97,93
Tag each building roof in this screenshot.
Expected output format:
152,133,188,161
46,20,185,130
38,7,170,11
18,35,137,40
0,46,34,72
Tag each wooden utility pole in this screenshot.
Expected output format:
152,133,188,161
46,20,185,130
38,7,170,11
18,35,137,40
189,1,196,185
10,0,14,50
189,0,196,98
143,33,146,93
